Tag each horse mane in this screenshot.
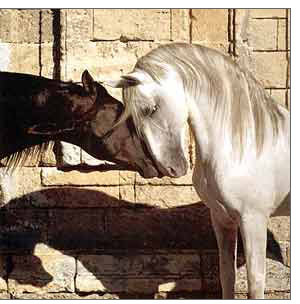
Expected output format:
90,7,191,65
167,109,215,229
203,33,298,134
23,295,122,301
2,142,53,172
121,43,286,158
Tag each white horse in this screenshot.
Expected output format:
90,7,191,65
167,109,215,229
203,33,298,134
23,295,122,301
105,43,290,299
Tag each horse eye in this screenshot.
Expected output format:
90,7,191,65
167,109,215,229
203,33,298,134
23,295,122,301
142,104,159,117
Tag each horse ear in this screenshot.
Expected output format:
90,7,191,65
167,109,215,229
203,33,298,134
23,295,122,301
82,70,97,95
104,72,142,88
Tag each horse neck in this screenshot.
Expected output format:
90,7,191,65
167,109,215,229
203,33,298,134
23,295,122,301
187,96,214,165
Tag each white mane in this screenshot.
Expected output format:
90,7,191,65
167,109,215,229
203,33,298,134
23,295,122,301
120,43,286,158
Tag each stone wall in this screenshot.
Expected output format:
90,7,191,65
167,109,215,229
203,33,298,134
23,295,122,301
0,9,290,299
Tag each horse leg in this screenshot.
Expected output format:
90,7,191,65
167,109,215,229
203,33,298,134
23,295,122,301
210,209,238,299
240,212,268,299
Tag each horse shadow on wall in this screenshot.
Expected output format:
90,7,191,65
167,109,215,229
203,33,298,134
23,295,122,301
0,187,288,298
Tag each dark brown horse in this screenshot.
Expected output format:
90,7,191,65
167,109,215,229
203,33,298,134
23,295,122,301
0,70,161,178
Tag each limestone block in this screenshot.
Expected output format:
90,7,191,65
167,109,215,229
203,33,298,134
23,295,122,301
64,9,93,41
93,9,170,41
136,170,193,186
7,43,39,75
136,185,199,208
0,43,11,70
0,208,48,251
0,9,53,44
13,292,119,299
47,209,106,250
77,253,200,277
105,205,217,249
119,185,135,203
268,216,290,242
250,9,287,18
13,186,121,209
41,167,120,186
277,19,288,50
251,52,288,88
270,89,288,107
248,19,277,50
236,258,290,293
8,254,75,295
54,141,81,167
171,9,190,42
0,10,18,42
76,275,201,294
65,40,160,82
191,9,229,52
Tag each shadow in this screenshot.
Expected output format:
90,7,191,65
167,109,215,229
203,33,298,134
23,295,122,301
0,188,287,298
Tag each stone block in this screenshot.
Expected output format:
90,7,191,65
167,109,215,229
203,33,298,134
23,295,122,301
236,258,290,293
251,52,288,88
105,204,217,249
64,9,93,41
171,9,190,42
47,209,106,250
0,168,42,208
270,89,288,107
13,292,119,299
7,43,39,75
0,208,48,251
8,254,75,295
65,40,160,83
250,9,287,19
0,9,53,44
119,185,135,203
93,9,170,41
15,186,121,209
191,9,229,52
54,141,81,167
277,19,288,50
136,170,194,186
77,253,200,278
248,19,277,50
41,167,120,186
76,276,201,294
136,185,199,208
268,216,290,242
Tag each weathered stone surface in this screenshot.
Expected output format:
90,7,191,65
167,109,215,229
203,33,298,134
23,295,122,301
76,276,202,294
119,185,135,203
268,216,290,241
250,9,287,18
93,9,170,41
41,167,120,186
136,185,199,208
8,254,75,295
171,9,190,42
236,258,290,293
270,89,288,107
0,208,48,251
191,9,229,52
106,204,217,249
0,9,53,44
65,40,160,83
251,52,288,88
64,9,93,41
77,253,200,277
277,19,288,50
54,141,81,167
47,209,106,250
14,186,121,209
248,19,277,50
13,292,119,299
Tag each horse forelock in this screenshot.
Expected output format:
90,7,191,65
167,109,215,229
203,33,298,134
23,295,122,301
121,43,287,158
